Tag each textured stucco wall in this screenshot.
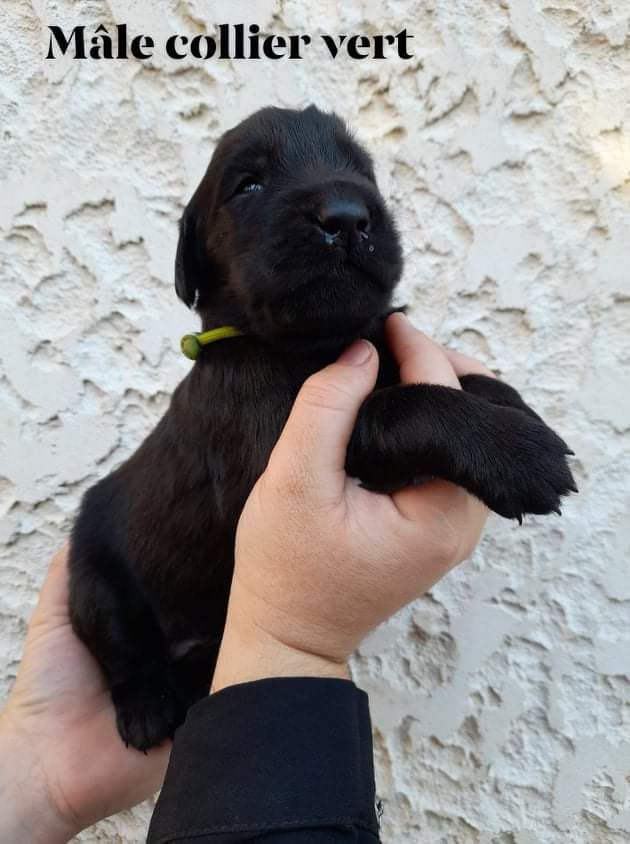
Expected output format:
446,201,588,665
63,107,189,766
1,1,629,841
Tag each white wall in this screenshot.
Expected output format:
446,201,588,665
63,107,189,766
1,2,629,841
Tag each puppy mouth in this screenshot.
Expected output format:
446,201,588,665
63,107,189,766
255,261,390,341
287,246,384,292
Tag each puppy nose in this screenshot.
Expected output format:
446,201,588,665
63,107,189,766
316,197,370,239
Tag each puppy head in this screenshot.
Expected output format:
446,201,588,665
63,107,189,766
176,105,402,349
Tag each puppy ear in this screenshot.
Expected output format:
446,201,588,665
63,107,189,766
175,209,203,309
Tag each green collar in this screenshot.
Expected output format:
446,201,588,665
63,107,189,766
180,326,243,360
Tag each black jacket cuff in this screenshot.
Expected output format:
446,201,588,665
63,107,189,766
147,677,378,843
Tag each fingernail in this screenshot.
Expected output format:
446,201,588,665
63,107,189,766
338,339,373,366
388,311,411,331
392,310,408,323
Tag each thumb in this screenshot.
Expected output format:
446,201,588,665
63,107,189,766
385,312,459,388
269,339,378,500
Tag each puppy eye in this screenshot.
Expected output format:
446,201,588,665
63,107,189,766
236,179,263,195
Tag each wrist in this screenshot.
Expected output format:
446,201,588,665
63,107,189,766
212,614,350,694
0,711,76,844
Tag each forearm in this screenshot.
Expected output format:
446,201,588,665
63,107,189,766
0,713,74,844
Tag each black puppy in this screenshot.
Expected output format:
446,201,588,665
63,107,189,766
69,105,576,751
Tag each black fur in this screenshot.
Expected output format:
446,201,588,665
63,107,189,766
69,105,576,751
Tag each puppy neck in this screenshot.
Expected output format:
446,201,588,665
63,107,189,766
194,292,395,362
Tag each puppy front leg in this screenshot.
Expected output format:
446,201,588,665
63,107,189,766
345,384,576,521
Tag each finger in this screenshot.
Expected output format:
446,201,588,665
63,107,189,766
385,313,459,388
443,347,496,379
269,340,379,499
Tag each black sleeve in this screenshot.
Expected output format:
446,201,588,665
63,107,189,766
147,677,380,843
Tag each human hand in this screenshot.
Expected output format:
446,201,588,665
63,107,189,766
212,313,492,690
0,547,170,843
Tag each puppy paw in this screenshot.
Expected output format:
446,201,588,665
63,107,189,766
111,677,182,752
459,374,543,422
482,414,577,522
